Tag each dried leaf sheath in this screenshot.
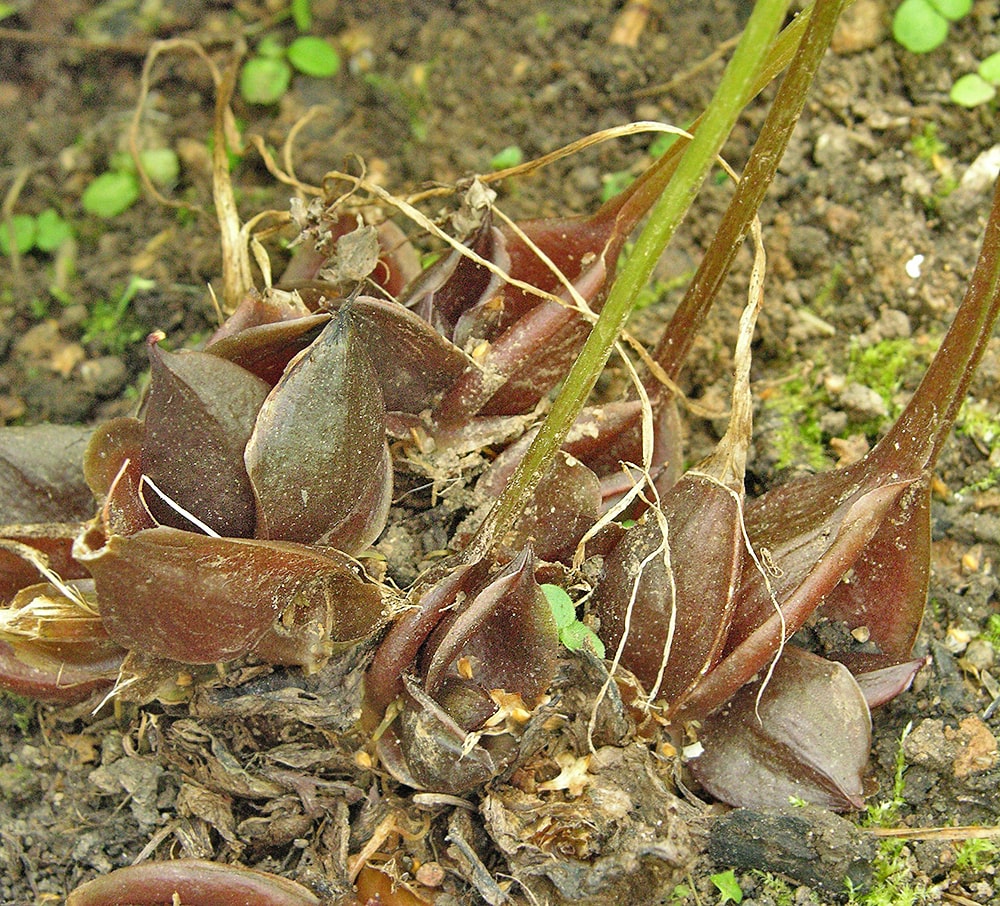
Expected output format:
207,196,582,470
75,527,386,666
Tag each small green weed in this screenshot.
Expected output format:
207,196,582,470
82,148,180,219
489,145,525,171
950,51,1000,108
1,208,73,257
910,123,947,163
892,0,971,55
541,584,605,658
241,33,340,105
710,869,743,904
82,276,155,353
892,1,997,109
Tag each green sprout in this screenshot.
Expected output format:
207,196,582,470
950,52,1000,108
710,869,744,905
82,170,141,218
541,584,605,658
489,145,525,171
240,34,340,105
289,0,312,31
82,148,179,219
1,208,74,257
82,275,155,353
891,0,971,54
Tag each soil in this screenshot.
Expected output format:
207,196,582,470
1,1,999,904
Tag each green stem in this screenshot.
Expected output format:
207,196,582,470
467,0,792,562
653,0,847,382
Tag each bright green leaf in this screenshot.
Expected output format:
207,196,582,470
541,584,576,629
927,0,972,20
490,145,524,171
0,4,17,20
287,36,340,77
559,622,606,658
34,209,73,252
139,148,181,187
290,0,312,31
81,171,140,218
892,0,948,53
950,73,996,108
710,869,743,904
240,56,292,104
0,214,36,256
978,52,1000,85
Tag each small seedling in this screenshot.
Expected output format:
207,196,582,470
489,145,524,171
542,584,605,657
1,208,74,257
82,147,181,217
891,0,971,55
81,275,155,352
710,869,743,905
950,52,1000,108
240,34,340,105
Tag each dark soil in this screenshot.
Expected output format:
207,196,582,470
1,1,999,904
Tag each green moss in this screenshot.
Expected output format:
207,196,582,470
953,837,998,873
955,400,1000,493
981,613,1000,652
760,374,830,471
751,871,810,906
847,339,914,417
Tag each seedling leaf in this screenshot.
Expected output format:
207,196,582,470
711,869,744,904
287,36,340,77
81,171,140,218
950,73,997,107
240,56,292,104
542,584,576,629
892,0,948,54
0,214,35,256
33,209,73,253
927,0,972,20
979,51,1000,84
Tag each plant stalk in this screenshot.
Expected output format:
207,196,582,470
467,0,793,562
652,0,847,382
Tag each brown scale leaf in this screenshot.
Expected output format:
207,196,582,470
690,645,871,812
0,424,95,523
245,306,391,552
143,338,270,538
76,526,386,667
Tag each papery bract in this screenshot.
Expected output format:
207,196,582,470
245,306,391,552
75,527,386,668
65,858,320,906
142,338,270,537
690,646,871,811
0,579,123,702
